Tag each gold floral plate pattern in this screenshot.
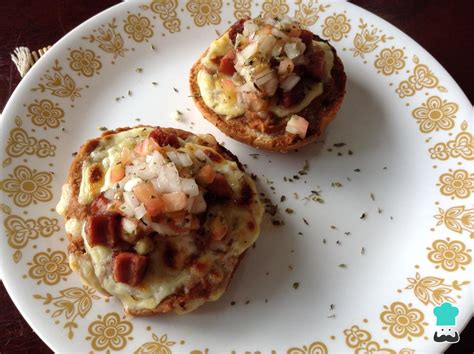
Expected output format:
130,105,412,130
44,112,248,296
1,1,473,353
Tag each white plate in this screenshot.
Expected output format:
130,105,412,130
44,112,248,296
1,1,473,353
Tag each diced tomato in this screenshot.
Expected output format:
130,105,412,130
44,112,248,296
133,183,164,216
196,164,216,185
162,192,187,213
134,138,159,156
110,163,125,183
120,147,131,163
113,252,148,287
208,215,228,240
218,50,236,76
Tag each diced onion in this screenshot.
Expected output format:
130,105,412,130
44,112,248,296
134,204,147,220
286,114,309,139
167,151,193,168
146,151,165,171
154,163,181,193
258,35,276,55
166,151,180,165
240,41,258,61
178,152,193,167
124,177,143,192
103,188,115,200
260,77,279,96
122,218,137,234
123,191,139,208
278,58,294,77
119,203,135,218
271,43,283,58
187,193,207,214
194,149,207,161
271,27,288,40
280,74,301,92
254,69,274,86
181,178,199,197
243,21,258,36
284,42,300,59
239,82,256,92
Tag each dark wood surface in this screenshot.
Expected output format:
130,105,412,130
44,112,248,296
0,1,472,353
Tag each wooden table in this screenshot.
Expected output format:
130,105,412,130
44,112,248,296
0,1,472,352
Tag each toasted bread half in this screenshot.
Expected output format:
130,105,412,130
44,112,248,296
190,22,346,152
57,126,263,316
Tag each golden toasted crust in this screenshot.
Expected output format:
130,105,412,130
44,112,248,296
61,126,256,316
189,33,346,152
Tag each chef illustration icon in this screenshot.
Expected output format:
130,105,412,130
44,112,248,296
433,302,460,343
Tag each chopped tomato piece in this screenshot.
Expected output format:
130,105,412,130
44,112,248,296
197,164,216,185
110,163,125,183
162,192,187,213
134,138,159,156
209,215,228,240
86,213,122,247
218,50,236,76
113,252,148,287
133,183,164,217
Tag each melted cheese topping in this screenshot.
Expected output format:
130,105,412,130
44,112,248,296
78,127,153,204
61,128,263,312
198,69,246,118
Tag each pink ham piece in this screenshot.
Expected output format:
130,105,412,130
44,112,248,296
86,213,122,247
113,252,149,287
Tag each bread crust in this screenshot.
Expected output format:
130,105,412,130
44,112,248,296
189,33,346,152
61,126,259,316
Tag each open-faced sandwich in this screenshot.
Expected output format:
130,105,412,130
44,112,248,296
56,126,263,315
190,16,346,151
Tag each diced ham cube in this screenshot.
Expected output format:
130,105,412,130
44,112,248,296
306,48,325,81
228,17,247,44
149,128,180,148
299,29,314,47
206,173,233,199
112,252,149,287
86,213,122,247
219,50,236,76
90,194,110,214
